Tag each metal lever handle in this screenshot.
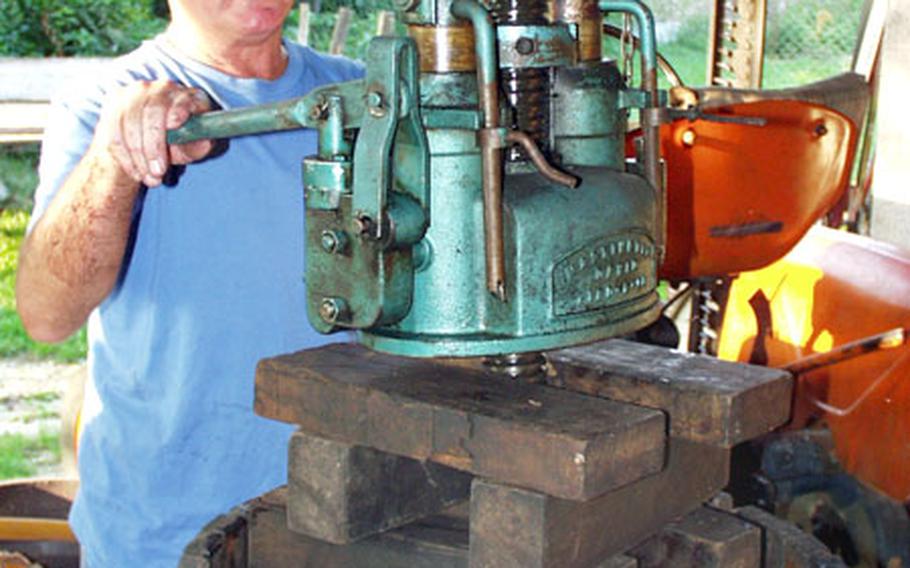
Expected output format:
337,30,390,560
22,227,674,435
166,98,309,145
668,108,768,127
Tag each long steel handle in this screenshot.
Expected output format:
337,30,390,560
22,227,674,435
166,98,310,145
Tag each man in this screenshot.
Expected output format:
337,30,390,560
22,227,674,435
16,1,362,565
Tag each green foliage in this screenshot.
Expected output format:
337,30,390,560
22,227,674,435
307,0,394,15
0,210,87,362
0,431,61,480
0,0,167,56
284,1,399,60
602,13,708,89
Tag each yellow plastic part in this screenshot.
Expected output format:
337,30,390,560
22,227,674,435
0,516,76,543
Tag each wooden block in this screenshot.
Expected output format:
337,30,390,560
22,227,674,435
287,429,472,543
468,438,730,568
735,506,846,567
549,339,793,447
597,555,638,568
256,344,666,501
629,506,761,568
251,488,469,568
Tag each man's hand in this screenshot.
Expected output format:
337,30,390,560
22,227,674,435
92,80,214,188
17,80,216,342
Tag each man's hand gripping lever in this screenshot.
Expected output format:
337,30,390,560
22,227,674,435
94,80,214,188
15,81,214,343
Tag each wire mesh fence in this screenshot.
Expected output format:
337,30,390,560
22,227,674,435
600,0,867,88
762,0,866,87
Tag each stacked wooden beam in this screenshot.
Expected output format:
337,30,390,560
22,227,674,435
181,340,841,567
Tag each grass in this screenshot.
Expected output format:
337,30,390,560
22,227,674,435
0,431,61,480
17,391,60,404
0,209,87,362
0,145,40,211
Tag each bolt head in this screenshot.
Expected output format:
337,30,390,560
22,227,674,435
515,37,536,56
366,91,387,118
320,230,348,254
353,215,373,236
319,298,346,323
367,91,383,108
321,231,338,252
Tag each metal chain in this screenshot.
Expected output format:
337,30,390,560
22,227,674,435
620,13,635,84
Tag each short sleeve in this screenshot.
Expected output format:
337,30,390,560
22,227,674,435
28,81,103,232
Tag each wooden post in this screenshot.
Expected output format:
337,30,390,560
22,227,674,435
706,0,767,88
329,7,354,56
376,11,396,37
297,1,311,46
286,430,471,544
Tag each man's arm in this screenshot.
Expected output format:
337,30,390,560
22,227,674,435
16,80,213,342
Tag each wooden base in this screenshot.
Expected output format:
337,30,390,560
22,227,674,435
182,340,799,567
182,488,840,567
256,343,667,501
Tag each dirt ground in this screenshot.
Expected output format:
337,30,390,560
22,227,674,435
0,358,85,476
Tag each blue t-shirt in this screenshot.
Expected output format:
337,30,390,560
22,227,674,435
31,37,362,566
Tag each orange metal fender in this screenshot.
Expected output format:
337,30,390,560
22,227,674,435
629,100,857,280
718,226,910,502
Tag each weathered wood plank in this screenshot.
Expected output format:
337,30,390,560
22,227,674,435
549,339,792,447
287,430,471,544
256,344,666,501
251,489,468,568
468,438,730,568
0,57,110,101
597,555,638,568
629,506,761,567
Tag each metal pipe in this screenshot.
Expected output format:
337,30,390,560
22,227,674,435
784,328,909,376
505,131,579,188
451,0,507,301
319,95,350,158
602,22,683,87
599,0,665,255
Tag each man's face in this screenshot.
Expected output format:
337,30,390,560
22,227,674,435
172,0,295,43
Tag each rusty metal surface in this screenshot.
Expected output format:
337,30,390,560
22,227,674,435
256,344,665,501
549,339,792,447
629,506,762,567
735,506,847,567
408,25,477,72
549,0,602,61
468,438,729,568
287,430,471,544
504,130,579,187
783,327,908,376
